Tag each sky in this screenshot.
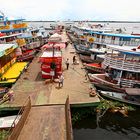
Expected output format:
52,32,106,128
0,0,140,21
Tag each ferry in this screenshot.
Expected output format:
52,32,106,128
71,22,140,54
88,44,140,92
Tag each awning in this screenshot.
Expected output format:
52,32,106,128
125,88,140,95
42,43,65,49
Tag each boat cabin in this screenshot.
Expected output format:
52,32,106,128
103,45,140,88
0,44,18,76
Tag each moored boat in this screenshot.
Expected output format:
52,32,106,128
74,44,91,56
84,63,105,73
17,49,35,61
98,88,140,106
88,73,125,92
89,44,140,92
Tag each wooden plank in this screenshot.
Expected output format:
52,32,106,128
17,105,66,140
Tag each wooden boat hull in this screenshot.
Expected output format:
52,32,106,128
84,63,105,74
79,54,93,63
98,90,140,106
17,50,35,61
74,45,91,56
88,74,125,93
93,83,125,93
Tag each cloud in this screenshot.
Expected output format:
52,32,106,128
0,0,139,21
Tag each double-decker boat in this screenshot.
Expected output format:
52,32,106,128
88,44,140,92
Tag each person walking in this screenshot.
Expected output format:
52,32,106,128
58,75,64,88
65,58,70,70
73,55,76,64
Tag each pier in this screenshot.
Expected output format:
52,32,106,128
1,31,100,139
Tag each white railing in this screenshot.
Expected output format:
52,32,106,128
26,41,40,49
103,54,140,72
94,39,140,46
120,78,140,88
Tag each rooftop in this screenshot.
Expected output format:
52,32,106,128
107,44,140,55
41,51,62,57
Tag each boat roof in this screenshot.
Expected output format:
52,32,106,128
0,28,27,33
107,44,140,56
5,18,25,22
18,33,32,39
103,33,140,39
40,51,62,58
89,31,140,39
125,88,140,95
0,44,18,57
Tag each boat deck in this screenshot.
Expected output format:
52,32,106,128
0,62,28,85
17,105,66,140
0,31,99,109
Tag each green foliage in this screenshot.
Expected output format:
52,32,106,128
0,130,9,140
71,107,96,125
96,98,136,111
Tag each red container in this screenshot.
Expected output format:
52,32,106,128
40,51,62,79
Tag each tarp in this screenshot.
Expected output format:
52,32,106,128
42,43,65,49
48,33,62,42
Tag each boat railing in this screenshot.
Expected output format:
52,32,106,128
103,54,140,72
26,41,41,49
94,38,140,46
120,78,140,88
6,97,31,140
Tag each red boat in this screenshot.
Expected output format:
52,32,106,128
88,73,125,93
84,63,105,73
17,50,35,61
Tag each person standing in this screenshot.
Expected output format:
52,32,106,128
58,75,64,88
65,58,70,70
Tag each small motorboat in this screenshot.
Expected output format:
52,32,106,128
98,88,140,106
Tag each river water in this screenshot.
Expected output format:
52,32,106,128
72,108,140,140
28,21,140,34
